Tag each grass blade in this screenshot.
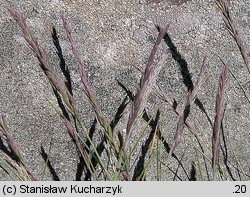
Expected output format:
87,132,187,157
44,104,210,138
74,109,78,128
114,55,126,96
170,57,209,155
215,0,250,74
61,15,114,143
212,63,229,179
126,26,169,146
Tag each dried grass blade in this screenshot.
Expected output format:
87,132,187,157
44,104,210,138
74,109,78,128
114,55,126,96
0,116,37,180
212,63,229,179
63,117,92,170
61,14,113,141
172,56,209,152
215,0,250,74
6,5,97,178
0,115,24,163
6,5,77,118
126,26,169,143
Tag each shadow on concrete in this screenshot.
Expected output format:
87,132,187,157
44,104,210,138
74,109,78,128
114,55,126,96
40,144,60,181
52,27,73,96
159,26,213,127
190,161,197,181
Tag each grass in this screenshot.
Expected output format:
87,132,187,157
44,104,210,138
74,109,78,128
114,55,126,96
0,1,249,180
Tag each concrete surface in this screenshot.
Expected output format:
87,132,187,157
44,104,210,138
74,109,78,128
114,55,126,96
0,0,249,180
